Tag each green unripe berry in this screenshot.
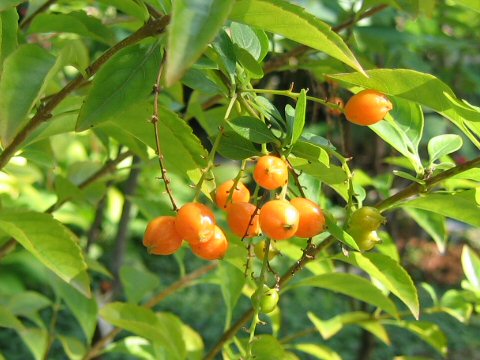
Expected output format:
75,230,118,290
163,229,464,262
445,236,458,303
349,206,385,232
251,285,279,314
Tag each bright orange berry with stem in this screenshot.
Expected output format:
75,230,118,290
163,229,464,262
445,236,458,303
290,197,326,238
253,155,288,190
259,200,299,240
344,89,393,126
190,225,229,260
143,216,183,255
215,179,250,210
174,202,216,245
226,202,260,238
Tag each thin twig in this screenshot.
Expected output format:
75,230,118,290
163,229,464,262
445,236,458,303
151,63,179,211
0,16,170,172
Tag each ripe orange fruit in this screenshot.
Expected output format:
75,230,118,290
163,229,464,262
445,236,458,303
253,155,288,190
290,197,326,238
344,89,393,126
191,225,229,260
259,200,299,240
215,179,250,210
143,216,183,255
226,202,261,238
174,202,216,245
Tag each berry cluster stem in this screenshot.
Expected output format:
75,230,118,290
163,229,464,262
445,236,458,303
193,94,238,201
152,63,178,211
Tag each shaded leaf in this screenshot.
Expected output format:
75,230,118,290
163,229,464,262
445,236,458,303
166,0,235,85
217,262,245,326
58,335,86,360
228,116,277,144
217,131,261,160
0,211,90,296
462,246,480,290
231,22,269,61
293,343,342,360
19,328,48,360
97,0,149,20
335,252,419,319
251,335,286,360
290,273,398,317
404,208,447,253
0,44,56,146
120,265,160,304
76,43,162,131
0,8,18,67
400,189,480,227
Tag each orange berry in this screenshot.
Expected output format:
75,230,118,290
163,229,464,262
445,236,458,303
191,225,229,260
344,89,393,126
226,202,260,238
253,155,288,190
174,202,215,245
143,216,183,255
259,200,299,240
290,197,326,238
215,179,250,210
327,96,344,117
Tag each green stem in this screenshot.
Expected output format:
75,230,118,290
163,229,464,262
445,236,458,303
193,95,237,201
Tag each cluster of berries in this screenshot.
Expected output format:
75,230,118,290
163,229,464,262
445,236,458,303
143,155,326,261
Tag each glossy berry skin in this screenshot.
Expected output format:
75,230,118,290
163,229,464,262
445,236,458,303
174,202,216,245
344,89,393,126
143,216,183,255
226,202,260,238
191,225,229,260
349,206,385,232
251,285,279,314
350,228,381,251
290,197,326,238
253,155,288,190
215,179,250,210
259,200,299,241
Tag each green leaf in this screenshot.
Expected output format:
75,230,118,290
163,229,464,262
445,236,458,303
427,134,463,165
439,289,473,323
100,303,186,360
52,276,97,342
462,246,480,290
228,116,277,144
290,273,398,317
335,252,419,319
0,44,56,146
217,131,261,160
251,335,286,360
76,43,162,131
229,0,364,74
28,11,115,45
400,189,480,227
0,210,90,297
212,30,237,78
452,0,480,13
0,8,18,67
231,22,269,61
234,44,263,78
324,213,360,251
328,69,480,147
97,0,149,20
58,335,87,360
291,140,330,165
182,324,204,360
217,262,245,327
19,328,48,360
120,265,160,304
0,304,24,331
383,320,448,356
165,0,235,86
0,0,23,11
290,158,348,185
308,311,390,345
286,89,306,146
293,343,342,360
7,291,51,318
103,336,156,360
404,208,447,253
